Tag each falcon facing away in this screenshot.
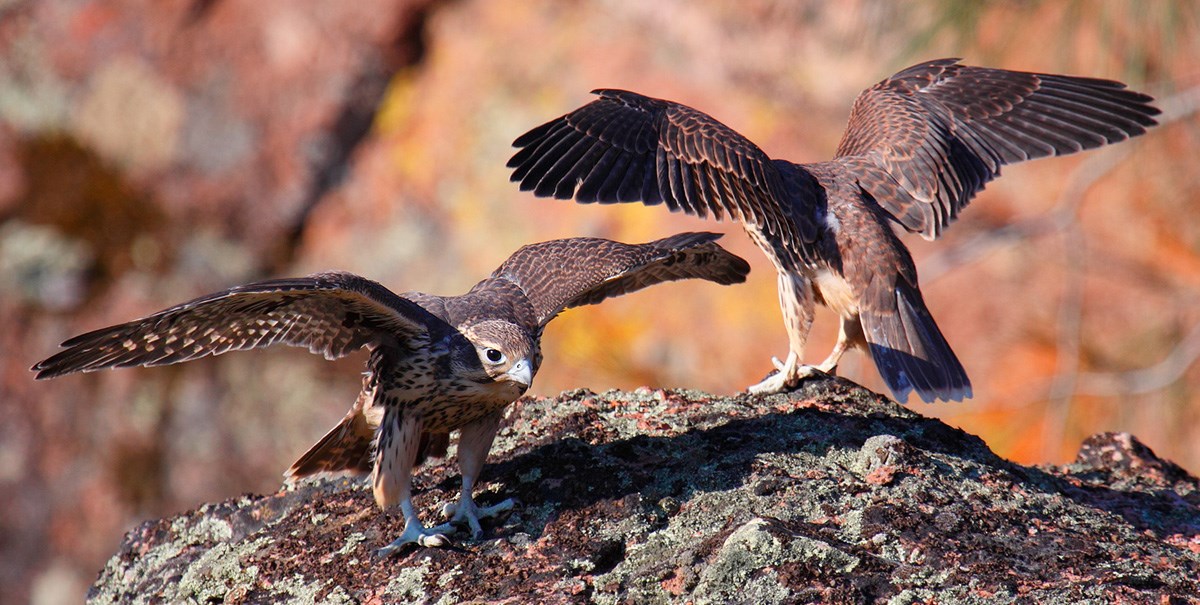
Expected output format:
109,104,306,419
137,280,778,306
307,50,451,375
32,232,749,555
508,58,1159,403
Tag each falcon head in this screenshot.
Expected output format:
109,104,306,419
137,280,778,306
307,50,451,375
458,319,540,398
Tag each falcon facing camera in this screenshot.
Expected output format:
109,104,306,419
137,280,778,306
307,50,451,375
33,233,749,554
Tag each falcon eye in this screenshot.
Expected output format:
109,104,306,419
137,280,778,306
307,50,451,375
484,348,505,364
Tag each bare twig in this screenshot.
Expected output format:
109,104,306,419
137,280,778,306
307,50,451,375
1043,223,1086,458
1072,319,1200,395
1044,84,1200,417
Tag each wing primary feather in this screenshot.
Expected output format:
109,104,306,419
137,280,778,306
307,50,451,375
676,160,708,219
510,121,571,180
576,145,624,202
611,151,647,203
511,117,560,149
542,135,595,199
657,150,681,213
559,135,619,200
530,132,590,197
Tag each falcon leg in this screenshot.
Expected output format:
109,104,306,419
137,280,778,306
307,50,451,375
372,407,450,557
815,315,863,374
749,269,823,394
431,409,512,540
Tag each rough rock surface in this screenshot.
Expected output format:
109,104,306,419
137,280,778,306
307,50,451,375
88,378,1200,604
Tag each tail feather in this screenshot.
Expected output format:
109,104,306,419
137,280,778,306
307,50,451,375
861,283,971,403
285,399,450,480
286,403,377,479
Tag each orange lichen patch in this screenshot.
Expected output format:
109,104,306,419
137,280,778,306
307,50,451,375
864,465,898,486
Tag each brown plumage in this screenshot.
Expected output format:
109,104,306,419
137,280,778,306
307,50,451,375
509,58,1159,403
33,232,749,553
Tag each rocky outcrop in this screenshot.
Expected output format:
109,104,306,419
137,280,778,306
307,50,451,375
88,378,1200,604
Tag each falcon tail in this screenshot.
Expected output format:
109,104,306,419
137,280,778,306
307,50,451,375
859,283,972,403
285,408,451,480
285,403,450,480
286,406,377,479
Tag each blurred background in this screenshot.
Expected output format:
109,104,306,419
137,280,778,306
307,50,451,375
1,0,1198,602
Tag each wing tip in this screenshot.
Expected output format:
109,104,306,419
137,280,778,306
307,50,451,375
511,126,549,150
30,351,86,380
648,231,750,284
721,263,752,285
30,363,58,380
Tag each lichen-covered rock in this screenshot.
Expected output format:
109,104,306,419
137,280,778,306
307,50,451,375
88,378,1200,604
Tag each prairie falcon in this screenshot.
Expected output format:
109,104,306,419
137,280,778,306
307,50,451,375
508,58,1158,402
33,232,750,554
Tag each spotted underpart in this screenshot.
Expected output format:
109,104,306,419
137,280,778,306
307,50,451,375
32,232,750,553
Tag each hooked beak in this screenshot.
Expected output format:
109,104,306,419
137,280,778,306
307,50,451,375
505,357,533,389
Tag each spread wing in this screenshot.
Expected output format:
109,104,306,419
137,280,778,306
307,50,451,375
508,89,819,256
32,271,434,379
491,232,750,326
834,58,1159,239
